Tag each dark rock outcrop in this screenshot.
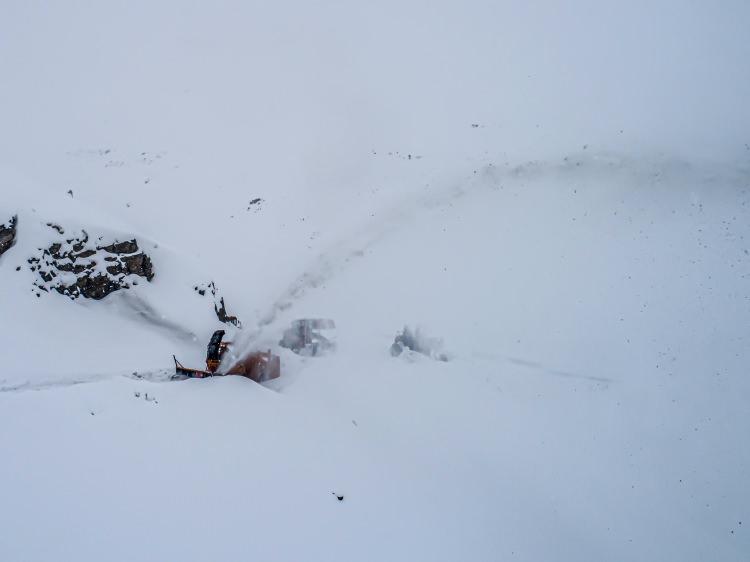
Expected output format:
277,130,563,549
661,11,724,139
105,252,154,281
214,297,241,327
30,228,155,300
54,273,121,300
194,281,242,326
100,239,139,255
72,231,89,252
122,253,154,280
73,249,96,259
0,215,17,257
75,274,122,300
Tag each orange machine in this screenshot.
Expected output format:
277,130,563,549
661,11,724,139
173,330,281,383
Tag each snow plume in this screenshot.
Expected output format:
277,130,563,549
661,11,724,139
227,150,750,364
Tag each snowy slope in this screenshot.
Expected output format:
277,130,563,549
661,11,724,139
1,2,750,561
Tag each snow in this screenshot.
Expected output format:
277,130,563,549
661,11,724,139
1,1,749,560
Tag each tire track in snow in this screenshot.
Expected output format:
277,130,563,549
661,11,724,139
235,152,689,372
248,151,650,335
468,352,614,384
233,169,482,356
0,369,174,394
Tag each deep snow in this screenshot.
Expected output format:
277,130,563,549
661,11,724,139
1,1,749,561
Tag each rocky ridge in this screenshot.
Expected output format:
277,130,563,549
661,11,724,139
28,226,154,300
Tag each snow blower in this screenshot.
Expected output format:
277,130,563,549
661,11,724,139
173,329,280,383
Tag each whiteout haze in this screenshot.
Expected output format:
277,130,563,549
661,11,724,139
0,2,748,561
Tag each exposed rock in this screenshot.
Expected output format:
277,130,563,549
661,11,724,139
214,297,241,327
72,249,96,259
72,230,89,252
54,272,123,300
49,243,62,258
102,252,153,280
76,274,122,300
46,223,64,235
193,281,241,326
0,215,18,257
99,239,139,254
247,197,264,211
122,253,154,280
56,261,90,274
30,227,155,300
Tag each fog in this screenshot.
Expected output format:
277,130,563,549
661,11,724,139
2,5,749,560
2,0,748,178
